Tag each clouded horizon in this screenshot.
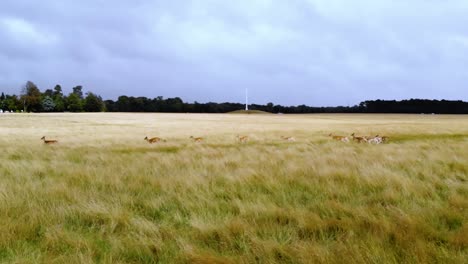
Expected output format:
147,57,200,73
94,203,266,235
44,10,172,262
1,0,467,106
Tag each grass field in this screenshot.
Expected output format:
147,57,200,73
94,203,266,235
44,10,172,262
0,113,467,263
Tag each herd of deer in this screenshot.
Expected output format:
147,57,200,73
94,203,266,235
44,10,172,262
41,133,387,145
328,133,388,144
40,135,295,145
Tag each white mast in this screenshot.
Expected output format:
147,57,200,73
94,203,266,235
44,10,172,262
245,87,249,111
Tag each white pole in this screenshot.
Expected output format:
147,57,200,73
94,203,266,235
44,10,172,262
245,87,249,111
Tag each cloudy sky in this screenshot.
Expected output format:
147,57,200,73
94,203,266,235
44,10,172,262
1,0,467,106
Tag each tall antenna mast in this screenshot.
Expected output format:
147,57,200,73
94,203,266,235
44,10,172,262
245,87,249,111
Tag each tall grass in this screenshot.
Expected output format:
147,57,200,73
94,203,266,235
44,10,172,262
0,113,467,263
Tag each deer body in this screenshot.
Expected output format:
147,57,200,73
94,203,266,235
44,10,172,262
237,135,248,143
41,136,58,144
368,135,383,144
190,136,204,142
329,133,349,142
281,136,296,142
351,133,367,143
144,136,165,143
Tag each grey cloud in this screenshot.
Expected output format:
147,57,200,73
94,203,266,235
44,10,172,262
1,0,467,106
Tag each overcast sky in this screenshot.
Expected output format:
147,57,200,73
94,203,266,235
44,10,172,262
1,0,467,106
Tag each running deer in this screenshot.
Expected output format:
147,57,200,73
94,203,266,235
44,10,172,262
351,133,367,143
236,135,249,143
367,135,383,144
144,136,166,143
190,136,204,142
281,136,296,142
41,136,58,144
328,133,349,143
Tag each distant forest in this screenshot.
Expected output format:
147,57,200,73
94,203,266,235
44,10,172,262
1,81,468,114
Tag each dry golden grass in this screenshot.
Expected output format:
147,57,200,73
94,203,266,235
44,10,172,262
0,113,467,263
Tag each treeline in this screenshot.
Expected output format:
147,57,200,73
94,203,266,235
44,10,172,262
104,96,360,113
104,97,468,114
1,81,468,114
0,81,105,112
357,99,468,114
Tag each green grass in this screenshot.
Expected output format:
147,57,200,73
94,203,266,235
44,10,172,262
0,113,467,263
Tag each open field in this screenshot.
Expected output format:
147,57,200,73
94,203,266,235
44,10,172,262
0,113,467,263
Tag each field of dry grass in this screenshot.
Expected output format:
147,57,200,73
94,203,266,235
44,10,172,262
0,113,467,263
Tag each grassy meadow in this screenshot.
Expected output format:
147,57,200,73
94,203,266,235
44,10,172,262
0,113,467,263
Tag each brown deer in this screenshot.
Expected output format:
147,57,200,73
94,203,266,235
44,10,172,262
144,136,166,143
41,136,58,144
328,133,349,143
190,136,204,142
281,136,296,142
236,135,249,143
381,136,389,143
351,133,367,143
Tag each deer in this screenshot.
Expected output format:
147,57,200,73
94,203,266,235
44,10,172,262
236,135,249,143
367,135,383,144
41,136,58,144
328,133,349,143
190,136,204,142
280,136,296,142
351,133,367,143
144,136,166,143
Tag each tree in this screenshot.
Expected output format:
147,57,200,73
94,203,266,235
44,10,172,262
4,94,21,111
72,85,83,99
42,96,55,112
84,92,104,112
67,86,84,111
0,92,5,111
164,97,184,112
53,85,63,97
54,97,65,112
266,102,274,112
52,84,65,112
43,89,54,97
116,96,130,112
20,81,42,112
66,93,83,112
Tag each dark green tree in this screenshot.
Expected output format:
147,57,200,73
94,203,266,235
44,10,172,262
52,84,65,112
43,89,54,97
266,102,274,112
66,93,83,112
72,85,84,99
20,81,42,112
54,98,65,112
84,92,104,112
4,94,21,111
0,92,5,111
53,85,63,97
116,96,130,112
